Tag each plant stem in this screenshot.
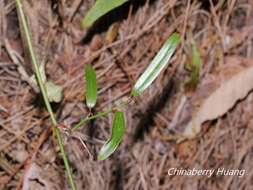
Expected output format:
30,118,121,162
71,97,133,132
15,1,76,189
71,109,113,131
55,127,76,189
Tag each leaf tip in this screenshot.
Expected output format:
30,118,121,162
86,101,95,109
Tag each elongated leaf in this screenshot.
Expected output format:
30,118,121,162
98,111,125,161
131,33,180,97
85,64,97,108
81,0,129,28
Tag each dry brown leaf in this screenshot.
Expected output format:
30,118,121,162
181,57,253,139
106,22,120,44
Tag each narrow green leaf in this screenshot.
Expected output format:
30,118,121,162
131,33,180,97
98,111,125,161
185,41,201,89
85,64,97,108
81,0,129,28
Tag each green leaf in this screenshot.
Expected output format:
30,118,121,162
85,64,97,108
81,0,129,28
98,111,125,161
45,81,63,103
185,41,201,89
131,32,180,97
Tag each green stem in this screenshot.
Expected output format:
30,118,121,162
16,0,56,125
55,128,76,189
15,1,76,189
71,109,113,131
71,97,132,132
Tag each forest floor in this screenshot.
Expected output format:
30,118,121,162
1,0,253,189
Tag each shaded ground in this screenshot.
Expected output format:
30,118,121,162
1,0,253,189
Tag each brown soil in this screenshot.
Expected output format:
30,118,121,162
1,0,253,189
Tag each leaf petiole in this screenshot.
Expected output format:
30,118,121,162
71,109,113,132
